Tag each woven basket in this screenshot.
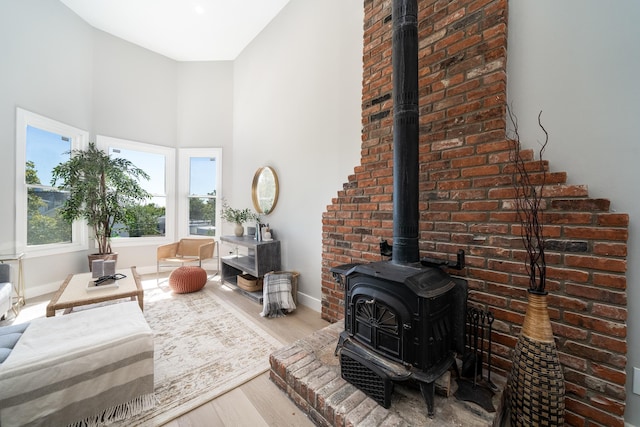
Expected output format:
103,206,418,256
237,274,263,292
509,292,565,426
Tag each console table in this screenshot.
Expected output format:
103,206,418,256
0,253,25,316
220,236,280,303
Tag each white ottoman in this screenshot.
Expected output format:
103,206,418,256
0,301,154,426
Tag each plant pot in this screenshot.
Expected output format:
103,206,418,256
509,291,565,426
88,253,118,272
234,223,244,237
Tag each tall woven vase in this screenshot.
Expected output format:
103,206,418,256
509,291,565,426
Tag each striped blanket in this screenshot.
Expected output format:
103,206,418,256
0,301,154,427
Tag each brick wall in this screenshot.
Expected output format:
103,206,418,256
320,0,629,425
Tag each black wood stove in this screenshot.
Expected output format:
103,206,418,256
332,0,468,417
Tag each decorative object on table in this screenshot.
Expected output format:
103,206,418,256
260,271,298,318
262,225,272,241
455,306,497,412
91,259,104,278
255,222,263,241
507,108,565,426
169,266,208,294
103,260,116,276
51,142,151,268
86,273,125,291
220,199,259,237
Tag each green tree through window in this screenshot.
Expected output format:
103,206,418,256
26,160,71,245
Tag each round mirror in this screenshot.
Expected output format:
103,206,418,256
252,166,279,215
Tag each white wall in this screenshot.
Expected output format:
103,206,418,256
92,30,177,147
0,0,94,291
176,61,236,239
507,1,640,424
232,0,363,309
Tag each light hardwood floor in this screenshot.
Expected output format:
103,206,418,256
8,272,330,427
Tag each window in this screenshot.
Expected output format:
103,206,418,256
16,108,89,255
178,149,222,238
97,135,175,246
16,110,219,255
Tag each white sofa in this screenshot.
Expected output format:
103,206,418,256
0,301,154,426
0,264,11,320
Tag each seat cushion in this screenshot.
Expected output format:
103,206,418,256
169,266,208,293
0,322,29,364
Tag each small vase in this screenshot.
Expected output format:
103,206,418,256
509,291,565,426
234,223,244,237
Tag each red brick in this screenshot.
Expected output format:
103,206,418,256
591,303,627,321
565,254,626,273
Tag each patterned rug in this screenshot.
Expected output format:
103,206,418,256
114,276,284,426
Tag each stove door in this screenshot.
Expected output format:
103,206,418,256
349,285,414,365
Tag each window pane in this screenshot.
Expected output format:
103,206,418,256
26,126,70,186
26,126,72,246
108,146,166,239
190,157,216,196
27,187,71,245
114,202,166,238
189,197,216,236
109,147,165,196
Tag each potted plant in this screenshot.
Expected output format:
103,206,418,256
220,199,258,237
51,142,151,267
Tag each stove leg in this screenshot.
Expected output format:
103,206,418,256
419,381,435,418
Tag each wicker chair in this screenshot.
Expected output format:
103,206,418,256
157,238,216,275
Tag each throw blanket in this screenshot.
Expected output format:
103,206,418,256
0,302,154,427
261,272,296,318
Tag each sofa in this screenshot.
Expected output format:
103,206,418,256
0,301,154,426
0,264,11,320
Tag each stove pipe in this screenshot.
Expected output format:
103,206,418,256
392,0,420,265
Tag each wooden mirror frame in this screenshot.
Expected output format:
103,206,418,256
251,166,279,215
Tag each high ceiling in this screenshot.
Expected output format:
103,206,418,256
59,0,291,61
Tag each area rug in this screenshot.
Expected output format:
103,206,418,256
113,277,284,426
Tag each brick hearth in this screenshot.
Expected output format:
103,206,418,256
270,322,507,426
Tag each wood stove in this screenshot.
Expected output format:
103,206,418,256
333,262,467,414
332,0,468,417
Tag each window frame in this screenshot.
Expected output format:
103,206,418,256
96,135,176,249
16,108,89,257
178,148,223,239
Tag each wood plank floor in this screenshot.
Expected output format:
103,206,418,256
9,272,330,427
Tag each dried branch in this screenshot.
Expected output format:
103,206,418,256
507,105,548,294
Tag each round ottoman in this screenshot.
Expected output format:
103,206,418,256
169,266,208,293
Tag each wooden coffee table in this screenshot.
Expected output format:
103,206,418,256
46,267,144,317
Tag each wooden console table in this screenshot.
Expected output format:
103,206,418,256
220,235,280,303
